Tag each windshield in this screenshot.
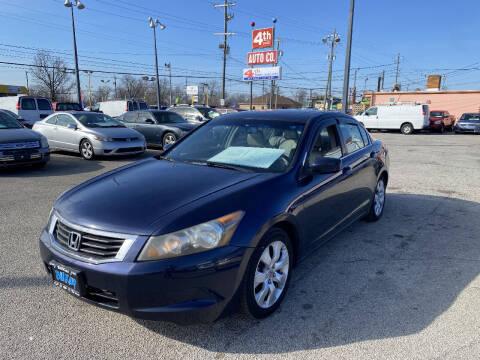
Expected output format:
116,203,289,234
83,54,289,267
153,111,186,123
460,114,480,122
74,113,125,128
166,119,305,173
0,113,23,129
196,107,220,120
430,112,444,117
57,103,82,111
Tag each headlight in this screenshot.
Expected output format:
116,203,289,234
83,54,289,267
137,210,244,261
93,136,114,142
40,136,49,148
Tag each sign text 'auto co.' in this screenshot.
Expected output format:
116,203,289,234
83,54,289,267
247,50,278,66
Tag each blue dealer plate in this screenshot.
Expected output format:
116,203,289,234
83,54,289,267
50,262,82,297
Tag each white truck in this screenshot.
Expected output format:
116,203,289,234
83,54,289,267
0,95,53,126
355,104,430,135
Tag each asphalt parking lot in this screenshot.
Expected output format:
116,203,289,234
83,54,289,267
1,132,479,360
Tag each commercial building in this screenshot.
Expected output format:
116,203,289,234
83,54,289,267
238,94,300,110
0,84,28,97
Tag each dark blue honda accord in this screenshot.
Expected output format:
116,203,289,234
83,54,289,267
39,110,389,324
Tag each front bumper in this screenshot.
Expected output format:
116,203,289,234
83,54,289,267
455,125,480,133
0,147,50,167
93,139,146,156
39,228,251,324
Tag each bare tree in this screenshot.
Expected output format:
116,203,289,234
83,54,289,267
30,51,73,102
294,89,308,105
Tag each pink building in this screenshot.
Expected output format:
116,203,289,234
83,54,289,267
365,90,480,120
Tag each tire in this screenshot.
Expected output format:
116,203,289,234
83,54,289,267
365,177,386,222
240,228,293,319
162,132,177,148
400,123,414,135
80,139,94,160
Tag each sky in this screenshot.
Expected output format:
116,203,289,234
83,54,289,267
1,0,480,101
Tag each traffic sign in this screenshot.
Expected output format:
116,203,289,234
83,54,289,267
243,67,282,81
252,27,274,49
186,85,198,95
247,50,277,65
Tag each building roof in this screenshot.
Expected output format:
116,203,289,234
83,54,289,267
239,94,301,106
365,90,480,95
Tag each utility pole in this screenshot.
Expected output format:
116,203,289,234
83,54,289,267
148,17,166,108
83,70,92,108
201,83,209,106
271,29,281,109
113,75,117,99
395,53,400,86
352,68,357,104
213,1,236,104
25,71,29,93
341,0,354,113
309,88,313,107
323,29,340,110
64,0,84,106
381,70,385,91
165,63,172,106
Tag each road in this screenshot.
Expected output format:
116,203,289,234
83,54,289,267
0,132,479,360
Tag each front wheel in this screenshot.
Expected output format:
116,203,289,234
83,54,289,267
80,139,94,160
366,177,386,222
400,123,414,135
162,132,177,148
240,228,293,319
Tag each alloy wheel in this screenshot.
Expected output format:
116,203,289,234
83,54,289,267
254,241,289,309
374,179,385,216
163,133,176,146
81,141,93,159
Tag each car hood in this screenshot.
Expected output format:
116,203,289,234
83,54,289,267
0,128,41,143
171,122,197,132
83,126,141,138
54,158,259,235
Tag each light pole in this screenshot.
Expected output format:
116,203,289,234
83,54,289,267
323,30,340,110
148,17,166,109
64,0,84,106
83,70,93,108
165,63,172,106
201,83,209,106
100,79,110,102
341,0,355,113
142,76,155,104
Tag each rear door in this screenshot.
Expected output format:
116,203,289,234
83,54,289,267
36,98,53,120
18,97,38,125
136,111,157,143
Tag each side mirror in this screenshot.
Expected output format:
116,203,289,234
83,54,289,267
163,143,173,151
67,123,78,130
310,157,341,174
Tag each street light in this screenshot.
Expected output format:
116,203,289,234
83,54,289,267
64,0,84,106
148,17,166,108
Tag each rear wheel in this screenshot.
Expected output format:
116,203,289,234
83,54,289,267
162,132,177,148
240,228,293,319
400,123,414,135
80,139,94,160
366,177,386,222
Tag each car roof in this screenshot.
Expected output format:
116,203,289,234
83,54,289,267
219,109,345,124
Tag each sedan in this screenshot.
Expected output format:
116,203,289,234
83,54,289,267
455,113,480,134
33,112,146,160
119,110,198,148
0,111,50,167
39,110,389,324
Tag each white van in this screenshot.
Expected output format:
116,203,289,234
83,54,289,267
355,104,429,134
0,95,53,126
98,100,148,118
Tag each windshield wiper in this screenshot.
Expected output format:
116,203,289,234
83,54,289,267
206,161,251,172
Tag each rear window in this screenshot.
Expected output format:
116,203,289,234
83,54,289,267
422,105,429,115
430,111,443,117
56,103,81,111
132,102,139,111
21,98,36,110
138,102,148,110
37,99,52,111
339,123,366,154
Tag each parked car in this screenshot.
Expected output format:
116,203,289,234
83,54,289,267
119,110,198,148
97,100,148,118
429,110,455,132
0,95,53,127
215,107,245,115
0,109,29,127
0,111,50,167
33,111,146,160
39,110,389,324
54,103,83,112
355,104,429,134
455,113,480,134
168,105,220,122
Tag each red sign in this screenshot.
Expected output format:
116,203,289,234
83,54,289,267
252,27,274,49
247,50,277,65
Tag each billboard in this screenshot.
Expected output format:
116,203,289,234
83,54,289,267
247,50,277,65
252,27,274,49
243,67,282,81
186,85,198,95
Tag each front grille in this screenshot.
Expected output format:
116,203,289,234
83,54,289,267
0,141,40,150
116,147,142,153
112,137,139,142
54,220,125,260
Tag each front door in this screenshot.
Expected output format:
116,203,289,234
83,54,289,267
55,114,79,150
362,107,378,129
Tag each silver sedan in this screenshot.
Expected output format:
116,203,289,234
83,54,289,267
33,112,146,160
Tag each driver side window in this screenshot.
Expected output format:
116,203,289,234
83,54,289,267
365,107,377,116
307,125,342,167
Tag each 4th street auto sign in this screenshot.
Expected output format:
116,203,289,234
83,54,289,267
243,67,282,81
247,50,278,65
